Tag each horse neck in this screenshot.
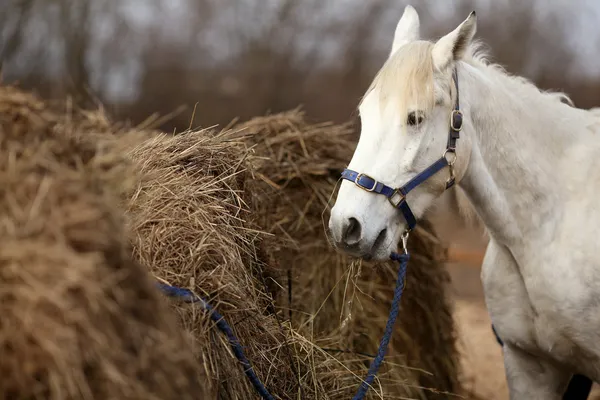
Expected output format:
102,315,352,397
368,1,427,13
457,62,582,248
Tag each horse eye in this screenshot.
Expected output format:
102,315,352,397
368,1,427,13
407,112,424,126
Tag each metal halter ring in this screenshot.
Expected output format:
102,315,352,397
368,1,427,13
387,189,405,208
443,149,457,166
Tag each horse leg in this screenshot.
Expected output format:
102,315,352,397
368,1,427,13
503,345,572,400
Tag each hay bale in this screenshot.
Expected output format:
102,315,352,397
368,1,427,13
0,85,205,399
239,109,461,398
123,128,304,398
124,123,403,399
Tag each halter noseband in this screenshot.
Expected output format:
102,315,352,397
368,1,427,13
341,68,463,233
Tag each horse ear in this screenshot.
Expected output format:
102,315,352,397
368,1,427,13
432,11,477,71
390,5,420,56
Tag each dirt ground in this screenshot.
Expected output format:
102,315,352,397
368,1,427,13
430,205,600,399
447,255,510,399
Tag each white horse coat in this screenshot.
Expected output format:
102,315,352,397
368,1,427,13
328,6,600,399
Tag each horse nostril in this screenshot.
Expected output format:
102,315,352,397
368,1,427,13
343,217,362,246
373,228,387,252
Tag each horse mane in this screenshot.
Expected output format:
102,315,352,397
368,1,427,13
464,40,574,107
449,40,575,228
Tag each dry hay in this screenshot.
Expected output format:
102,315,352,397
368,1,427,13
0,85,204,399
239,110,460,399
123,123,380,399
123,128,303,398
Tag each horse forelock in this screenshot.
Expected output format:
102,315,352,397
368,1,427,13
360,41,435,125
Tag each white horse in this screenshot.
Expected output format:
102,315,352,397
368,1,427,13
329,5,600,399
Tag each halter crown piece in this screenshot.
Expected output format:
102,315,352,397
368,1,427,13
341,68,463,233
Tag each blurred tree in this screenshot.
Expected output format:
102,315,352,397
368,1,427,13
1,0,598,131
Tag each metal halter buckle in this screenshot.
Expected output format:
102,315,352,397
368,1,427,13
355,173,377,192
387,189,405,208
450,110,463,132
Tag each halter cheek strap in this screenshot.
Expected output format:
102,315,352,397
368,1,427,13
341,68,463,232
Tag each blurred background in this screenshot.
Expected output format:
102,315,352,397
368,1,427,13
2,0,599,398
1,0,599,132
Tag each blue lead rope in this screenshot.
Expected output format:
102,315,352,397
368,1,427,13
352,252,409,400
157,251,410,400
156,283,276,400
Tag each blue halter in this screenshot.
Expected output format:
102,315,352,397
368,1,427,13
341,68,463,232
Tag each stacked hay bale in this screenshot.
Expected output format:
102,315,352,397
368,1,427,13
0,86,204,399
123,128,303,397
